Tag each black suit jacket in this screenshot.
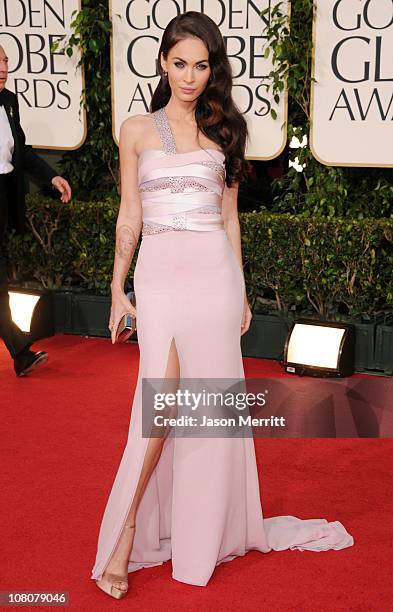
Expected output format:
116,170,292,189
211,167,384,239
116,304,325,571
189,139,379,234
0,88,58,234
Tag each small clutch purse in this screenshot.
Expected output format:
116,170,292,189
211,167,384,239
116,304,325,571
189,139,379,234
115,312,136,343
115,291,137,343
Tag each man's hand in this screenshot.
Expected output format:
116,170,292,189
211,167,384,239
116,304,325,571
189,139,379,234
51,176,72,203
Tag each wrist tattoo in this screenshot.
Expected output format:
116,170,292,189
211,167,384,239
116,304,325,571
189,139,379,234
116,224,136,259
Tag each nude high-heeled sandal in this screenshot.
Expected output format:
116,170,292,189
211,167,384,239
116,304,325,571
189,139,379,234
95,523,136,599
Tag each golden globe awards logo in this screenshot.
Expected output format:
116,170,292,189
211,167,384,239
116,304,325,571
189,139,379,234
111,0,289,159
0,0,86,149
123,0,273,117
311,0,393,167
0,0,72,109
329,0,393,121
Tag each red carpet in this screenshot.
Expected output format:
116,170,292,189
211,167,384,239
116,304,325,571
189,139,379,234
1,334,392,611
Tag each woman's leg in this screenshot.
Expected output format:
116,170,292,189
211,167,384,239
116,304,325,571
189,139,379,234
102,337,180,590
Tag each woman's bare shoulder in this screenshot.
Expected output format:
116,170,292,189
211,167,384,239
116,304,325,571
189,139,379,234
120,113,154,134
119,114,155,153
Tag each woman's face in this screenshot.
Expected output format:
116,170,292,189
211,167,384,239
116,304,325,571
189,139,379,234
161,37,211,103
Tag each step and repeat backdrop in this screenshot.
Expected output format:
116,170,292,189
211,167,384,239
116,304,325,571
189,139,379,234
0,0,86,149
311,0,393,167
1,0,392,166
110,0,288,160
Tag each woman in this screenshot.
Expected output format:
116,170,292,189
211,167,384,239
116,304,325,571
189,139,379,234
91,12,354,599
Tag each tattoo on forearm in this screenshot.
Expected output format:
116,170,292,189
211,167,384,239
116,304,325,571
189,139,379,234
116,224,137,259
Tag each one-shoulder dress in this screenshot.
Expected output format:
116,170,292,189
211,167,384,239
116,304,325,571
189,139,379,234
91,107,354,587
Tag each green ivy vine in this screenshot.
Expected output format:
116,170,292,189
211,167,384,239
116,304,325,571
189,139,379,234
53,1,119,200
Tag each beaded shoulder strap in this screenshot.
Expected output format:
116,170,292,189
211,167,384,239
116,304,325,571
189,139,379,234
153,107,177,155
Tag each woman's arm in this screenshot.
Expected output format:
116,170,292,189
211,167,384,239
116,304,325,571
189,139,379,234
221,182,252,335
221,182,244,276
109,115,143,342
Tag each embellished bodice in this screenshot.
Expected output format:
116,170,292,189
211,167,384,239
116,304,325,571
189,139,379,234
138,107,226,236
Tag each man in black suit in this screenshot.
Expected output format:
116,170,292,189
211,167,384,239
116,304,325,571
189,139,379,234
0,45,72,376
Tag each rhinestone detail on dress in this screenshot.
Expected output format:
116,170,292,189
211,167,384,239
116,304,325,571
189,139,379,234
140,176,210,194
152,107,226,178
141,206,221,236
172,213,187,230
199,160,226,180
190,205,221,214
141,108,225,237
142,222,173,235
153,107,177,155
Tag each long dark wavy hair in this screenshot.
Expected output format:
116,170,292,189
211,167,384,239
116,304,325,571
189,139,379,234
150,11,250,187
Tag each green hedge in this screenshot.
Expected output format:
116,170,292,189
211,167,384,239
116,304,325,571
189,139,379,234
240,213,393,317
6,196,123,295
5,195,393,319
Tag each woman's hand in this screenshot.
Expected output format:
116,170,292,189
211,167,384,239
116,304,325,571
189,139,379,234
109,288,137,344
241,294,252,336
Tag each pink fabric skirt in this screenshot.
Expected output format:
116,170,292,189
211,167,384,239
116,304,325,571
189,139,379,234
90,228,354,587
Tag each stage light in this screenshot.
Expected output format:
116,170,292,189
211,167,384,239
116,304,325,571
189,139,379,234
8,291,40,332
283,319,355,377
8,288,54,339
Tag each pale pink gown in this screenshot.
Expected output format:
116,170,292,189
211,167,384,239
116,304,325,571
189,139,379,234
90,107,354,587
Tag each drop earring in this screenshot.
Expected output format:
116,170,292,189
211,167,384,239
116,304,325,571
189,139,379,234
163,71,168,78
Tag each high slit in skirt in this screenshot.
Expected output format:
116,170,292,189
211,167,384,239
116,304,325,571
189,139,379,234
90,228,354,588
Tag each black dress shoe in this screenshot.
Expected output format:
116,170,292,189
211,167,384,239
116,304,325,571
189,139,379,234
14,349,48,377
